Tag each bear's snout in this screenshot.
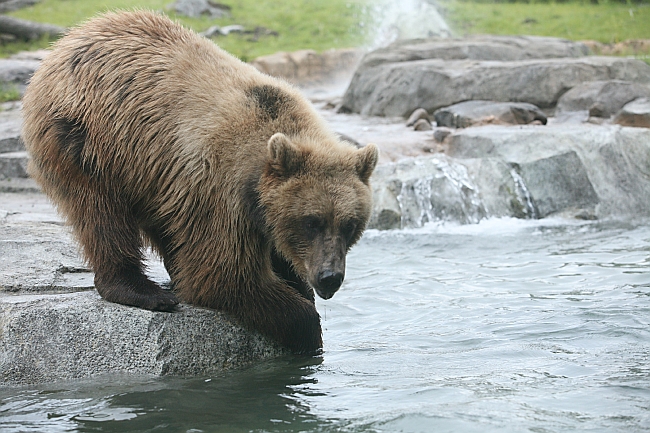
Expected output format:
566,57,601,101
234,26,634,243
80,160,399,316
315,270,344,299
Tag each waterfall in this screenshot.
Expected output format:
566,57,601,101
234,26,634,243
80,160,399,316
395,157,487,228
509,166,538,219
368,0,452,48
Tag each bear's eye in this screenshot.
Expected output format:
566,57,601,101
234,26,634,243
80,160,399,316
303,216,325,237
341,220,358,241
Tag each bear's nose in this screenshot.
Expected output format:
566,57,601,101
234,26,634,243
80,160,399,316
316,270,344,299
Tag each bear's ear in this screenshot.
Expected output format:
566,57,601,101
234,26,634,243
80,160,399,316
355,143,379,183
267,133,302,177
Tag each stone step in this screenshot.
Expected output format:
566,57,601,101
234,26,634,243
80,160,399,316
0,150,28,180
0,177,39,193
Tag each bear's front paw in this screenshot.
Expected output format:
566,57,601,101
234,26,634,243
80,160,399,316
280,302,323,356
95,274,179,312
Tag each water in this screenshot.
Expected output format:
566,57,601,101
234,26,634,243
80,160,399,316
366,0,451,48
2,218,650,432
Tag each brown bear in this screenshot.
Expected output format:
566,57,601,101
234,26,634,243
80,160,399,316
21,11,378,355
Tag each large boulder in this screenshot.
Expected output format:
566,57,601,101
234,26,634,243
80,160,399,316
360,35,589,69
341,56,650,118
434,100,547,128
368,124,650,229
556,80,650,118
0,291,281,385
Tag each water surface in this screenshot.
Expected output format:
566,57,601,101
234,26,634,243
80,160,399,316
2,218,650,432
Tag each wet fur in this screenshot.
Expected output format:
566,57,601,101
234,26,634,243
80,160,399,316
22,11,377,355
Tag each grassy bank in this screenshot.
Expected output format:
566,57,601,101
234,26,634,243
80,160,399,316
2,0,649,60
6,0,368,61
440,0,650,43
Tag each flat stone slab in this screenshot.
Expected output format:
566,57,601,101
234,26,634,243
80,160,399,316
341,56,650,117
0,151,28,180
0,290,281,385
359,35,589,68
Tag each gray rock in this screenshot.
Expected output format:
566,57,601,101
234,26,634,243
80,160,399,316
0,107,23,153
413,118,432,131
433,127,452,143
446,124,650,219
0,151,28,180
220,24,245,35
556,80,650,118
368,124,650,228
0,16,64,42
515,151,598,218
0,59,40,92
360,35,589,69
406,108,430,127
0,217,282,385
0,0,40,13
341,56,650,118
0,219,90,292
8,49,49,61
171,0,231,18
434,100,547,128
0,291,281,385
0,178,40,193
200,25,222,38
613,97,650,128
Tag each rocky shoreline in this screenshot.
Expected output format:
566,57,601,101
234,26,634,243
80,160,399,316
2,36,650,385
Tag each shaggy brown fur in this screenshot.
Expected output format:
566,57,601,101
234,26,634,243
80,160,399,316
22,11,378,355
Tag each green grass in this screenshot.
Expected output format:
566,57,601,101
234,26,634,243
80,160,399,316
0,83,21,103
2,0,649,61
440,0,650,43
5,0,369,61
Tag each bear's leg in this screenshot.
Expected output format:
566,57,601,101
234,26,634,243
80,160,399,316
256,284,322,355
233,280,322,355
75,185,179,311
33,119,179,312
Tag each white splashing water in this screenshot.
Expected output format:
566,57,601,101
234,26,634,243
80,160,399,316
395,158,487,228
367,0,451,48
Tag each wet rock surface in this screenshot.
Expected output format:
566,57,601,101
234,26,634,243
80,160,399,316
1,291,281,385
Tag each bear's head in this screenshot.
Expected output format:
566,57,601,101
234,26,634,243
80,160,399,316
261,133,378,300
